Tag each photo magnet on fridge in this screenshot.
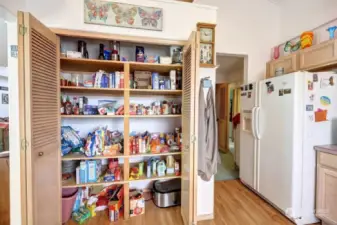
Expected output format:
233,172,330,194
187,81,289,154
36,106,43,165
248,92,252,98
306,105,314,111
279,89,283,96
284,88,291,94
313,74,318,82
267,84,274,93
308,81,313,91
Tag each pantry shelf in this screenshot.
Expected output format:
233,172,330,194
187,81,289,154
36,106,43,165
128,89,182,96
61,115,124,118
62,176,126,188
60,57,125,72
128,152,182,157
61,86,125,95
128,115,182,118
62,152,126,161
129,61,182,73
130,174,181,182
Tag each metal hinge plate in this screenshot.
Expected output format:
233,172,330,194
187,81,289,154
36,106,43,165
21,139,28,151
19,24,27,36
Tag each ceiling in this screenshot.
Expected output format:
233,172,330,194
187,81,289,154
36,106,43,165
216,54,244,75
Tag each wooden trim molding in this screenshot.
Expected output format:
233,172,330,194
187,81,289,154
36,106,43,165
197,213,214,221
178,0,194,2
50,28,187,46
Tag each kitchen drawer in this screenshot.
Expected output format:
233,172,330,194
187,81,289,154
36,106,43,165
266,54,299,78
299,39,337,70
318,152,337,170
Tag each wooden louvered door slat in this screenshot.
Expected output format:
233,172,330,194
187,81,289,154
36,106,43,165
18,11,61,225
181,31,199,225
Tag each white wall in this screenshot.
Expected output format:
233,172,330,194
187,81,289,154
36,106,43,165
0,76,8,117
21,0,215,41
279,0,337,42
195,0,281,82
7,21,20,225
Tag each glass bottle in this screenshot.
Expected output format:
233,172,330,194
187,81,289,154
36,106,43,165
98,44,104,60
72,97,79,115
65,96,73,115
60,96,65,115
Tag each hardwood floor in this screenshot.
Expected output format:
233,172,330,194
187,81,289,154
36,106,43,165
65,180,320,225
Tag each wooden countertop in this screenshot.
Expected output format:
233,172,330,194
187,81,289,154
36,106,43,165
314,145,337,155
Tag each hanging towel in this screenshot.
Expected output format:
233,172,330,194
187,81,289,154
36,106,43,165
198,79,221,181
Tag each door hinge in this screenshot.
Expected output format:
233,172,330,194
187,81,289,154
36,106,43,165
191,135,197,143
21,139,28,151
19,25,27,36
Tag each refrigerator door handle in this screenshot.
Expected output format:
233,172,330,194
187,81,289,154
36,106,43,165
251,107,257,138
255,106,261,140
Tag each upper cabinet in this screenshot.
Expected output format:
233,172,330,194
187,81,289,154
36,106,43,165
266,54,299,78
266,38,337,78
299,39,337,70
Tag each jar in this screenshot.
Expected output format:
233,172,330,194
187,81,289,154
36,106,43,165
72,74,83,87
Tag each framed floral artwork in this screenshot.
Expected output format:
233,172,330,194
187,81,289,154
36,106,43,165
84,0,163,31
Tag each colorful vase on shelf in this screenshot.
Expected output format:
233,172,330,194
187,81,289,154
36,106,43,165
327,26,337,40
273,46,280,60
300,31,314,49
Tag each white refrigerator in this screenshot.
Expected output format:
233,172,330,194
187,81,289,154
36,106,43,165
240,71,337,224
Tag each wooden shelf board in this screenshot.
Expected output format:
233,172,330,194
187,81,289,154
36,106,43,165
61,86,125,94
129,62,182,73
129,152,182,157
62,176,125,188
128,89,182,96
60,57,182,73
61,115,124,118
60,57,125,72
129,174,181,182
62,153,126,161
128,115,182,118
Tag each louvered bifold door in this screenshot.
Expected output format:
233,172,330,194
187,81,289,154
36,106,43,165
18,12,61,225
181,31,199,225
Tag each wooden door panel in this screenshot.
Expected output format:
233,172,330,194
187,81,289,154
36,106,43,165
181,31,198,225
218,83,228,152
18,11,61,225
316,165,337,224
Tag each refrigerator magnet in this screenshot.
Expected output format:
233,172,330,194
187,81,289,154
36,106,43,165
320,96,331,106
267,84,274,93
309,94,315,102
313,74,318,82
308,115,314,122
315,109,327,122
279,89,284,96
308,81,313,91
248,92,252,98
306,105,314,111
284,88,291,94
249,84,253,90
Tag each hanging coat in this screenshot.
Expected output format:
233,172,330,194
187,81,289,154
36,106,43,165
198,80,221,181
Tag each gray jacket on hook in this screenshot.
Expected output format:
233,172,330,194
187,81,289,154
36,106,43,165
198,79,221,181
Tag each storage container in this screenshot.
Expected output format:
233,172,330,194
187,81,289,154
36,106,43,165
153,178,181,208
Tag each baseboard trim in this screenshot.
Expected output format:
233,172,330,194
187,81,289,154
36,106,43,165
197,213,214,221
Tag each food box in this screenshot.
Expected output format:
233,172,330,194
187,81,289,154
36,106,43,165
134,71,151,89
129,191,145,217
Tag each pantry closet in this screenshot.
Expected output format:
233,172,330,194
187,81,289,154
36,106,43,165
17,11,200,225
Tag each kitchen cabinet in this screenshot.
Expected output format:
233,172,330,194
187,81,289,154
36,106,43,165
266,54,299,78
315,147,337,225
300,39,337,70
17,11,200,225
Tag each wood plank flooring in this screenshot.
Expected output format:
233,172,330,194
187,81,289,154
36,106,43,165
65,180,321,225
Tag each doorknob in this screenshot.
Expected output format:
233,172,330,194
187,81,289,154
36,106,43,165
38,152,44,157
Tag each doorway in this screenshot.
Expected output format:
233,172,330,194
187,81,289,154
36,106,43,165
215,53,245,181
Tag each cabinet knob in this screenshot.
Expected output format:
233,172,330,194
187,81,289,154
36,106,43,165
38,152,44,157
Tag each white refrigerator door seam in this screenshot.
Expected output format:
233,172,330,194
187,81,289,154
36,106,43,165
255,107,261,140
